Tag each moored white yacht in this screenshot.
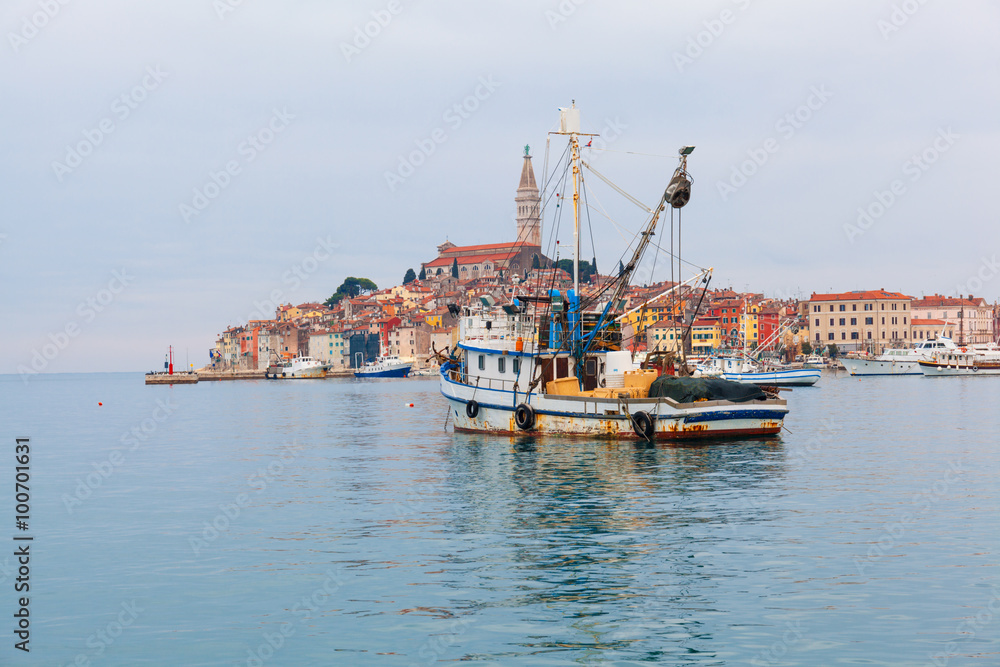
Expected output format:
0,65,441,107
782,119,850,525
267,355,327,379
841,337,958,376
918,345,1000,376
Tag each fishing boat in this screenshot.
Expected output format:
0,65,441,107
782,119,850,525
354,355,412,378
437,104,789,440
693,356,820,386
266,355,327,379
841,337,958,376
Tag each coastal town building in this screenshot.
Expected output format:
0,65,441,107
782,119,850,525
807,289,912,352
911,295,994,345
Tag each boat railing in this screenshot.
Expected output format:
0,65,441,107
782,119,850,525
448,369,528,394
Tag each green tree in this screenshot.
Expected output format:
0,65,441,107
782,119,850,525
451,258,459,279
591,256,597,276
827,343,839,358
555,259,595,283
403,268,417,285
801,340,813,355
531,254,540,270
418,266,426,280
324,276,378,307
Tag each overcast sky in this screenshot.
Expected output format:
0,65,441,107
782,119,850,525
2,0,998,374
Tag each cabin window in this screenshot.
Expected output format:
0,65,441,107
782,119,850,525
478,355,485,371
513,359,520,373
498,357,505,373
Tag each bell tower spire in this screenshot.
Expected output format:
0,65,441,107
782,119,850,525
515,145,541,247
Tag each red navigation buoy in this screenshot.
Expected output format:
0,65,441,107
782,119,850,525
98,402,103,406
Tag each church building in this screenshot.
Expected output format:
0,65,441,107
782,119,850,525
422,147,548,281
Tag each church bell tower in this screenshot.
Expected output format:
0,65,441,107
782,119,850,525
515,145,542,247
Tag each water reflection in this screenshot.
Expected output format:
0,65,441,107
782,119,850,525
428,434,788,662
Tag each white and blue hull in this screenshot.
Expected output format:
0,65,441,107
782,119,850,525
440,364,787,440
719,368,821,386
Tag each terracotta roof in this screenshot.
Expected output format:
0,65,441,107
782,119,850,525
912,296,981,308
911,318,947,326
810,290,912,301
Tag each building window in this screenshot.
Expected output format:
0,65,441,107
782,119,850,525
865,317,873,325
839,305,846,311
828,333,835,340
829,318,834,326
903,317,907,324
867,332,872,339
851,332,859,339
478,355,485,371
829,305,834,312
842,332,847,340
850,318,857,325
498,357,505,373
882,317,885,325
839,318,846,326
852,305,857,311
815,333,820,341
815,319,819,327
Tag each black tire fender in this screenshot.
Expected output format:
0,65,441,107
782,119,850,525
514,403,536,431
631,410,655,440
466,400,479,419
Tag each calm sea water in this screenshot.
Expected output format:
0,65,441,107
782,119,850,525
0,371,998,666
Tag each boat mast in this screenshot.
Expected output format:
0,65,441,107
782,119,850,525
571,132,580,295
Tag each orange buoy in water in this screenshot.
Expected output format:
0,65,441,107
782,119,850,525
98,402,103,406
